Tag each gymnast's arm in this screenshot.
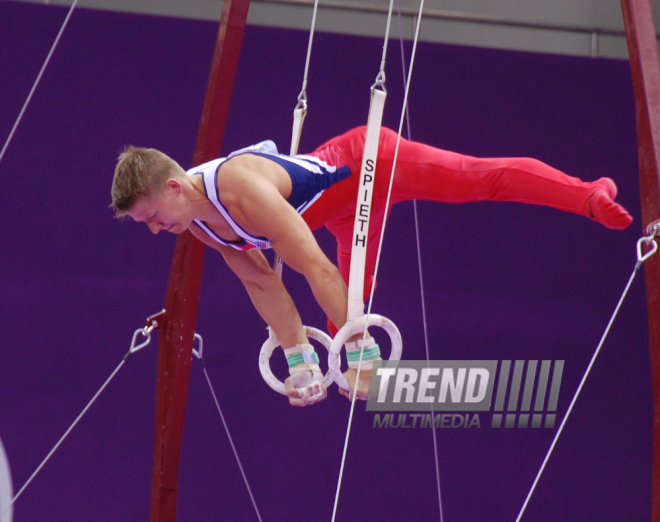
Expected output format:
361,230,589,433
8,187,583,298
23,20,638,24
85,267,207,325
192,229,309,349
215,161,350,333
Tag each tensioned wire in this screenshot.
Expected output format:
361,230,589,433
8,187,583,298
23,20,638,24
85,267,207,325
0,322,158,521
515,235,657,521
0,359,124,520
191,335,263,522
0,1,82,517
199,367,262,520
331,0,426,517
395,3,444,520
296,0,320,107
0,0,79,167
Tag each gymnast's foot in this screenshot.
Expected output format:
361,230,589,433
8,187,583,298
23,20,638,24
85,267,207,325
584,177,633,230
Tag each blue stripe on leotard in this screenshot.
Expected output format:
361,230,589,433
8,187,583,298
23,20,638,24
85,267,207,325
187,142,352,251
250,152,351,213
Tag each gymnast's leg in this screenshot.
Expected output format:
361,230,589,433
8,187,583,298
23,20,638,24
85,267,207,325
376,128,632,230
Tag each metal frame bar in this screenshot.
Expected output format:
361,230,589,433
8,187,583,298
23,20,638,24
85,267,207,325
620,0,660,519
149,0,251,519
260,0,645,38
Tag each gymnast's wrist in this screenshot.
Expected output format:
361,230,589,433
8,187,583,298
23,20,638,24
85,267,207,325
345,336,381,370
283,343,321,374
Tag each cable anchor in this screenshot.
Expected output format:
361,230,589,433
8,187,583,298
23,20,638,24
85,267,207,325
125,309,165,360
636,233,658,266
645,218,660,239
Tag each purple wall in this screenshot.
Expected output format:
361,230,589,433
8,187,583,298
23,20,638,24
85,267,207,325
0,2,651,520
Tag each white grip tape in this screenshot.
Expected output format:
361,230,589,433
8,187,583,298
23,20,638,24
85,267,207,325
346,336,380,370
259,326,334,395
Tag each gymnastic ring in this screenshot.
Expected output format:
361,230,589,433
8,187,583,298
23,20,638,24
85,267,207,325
328,314,403,391
259,326,334,395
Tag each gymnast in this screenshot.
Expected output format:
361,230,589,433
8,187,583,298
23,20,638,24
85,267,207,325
110,126,632,407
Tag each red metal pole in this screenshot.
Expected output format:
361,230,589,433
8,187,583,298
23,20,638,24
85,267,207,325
620,0,660,519
150,0,251,520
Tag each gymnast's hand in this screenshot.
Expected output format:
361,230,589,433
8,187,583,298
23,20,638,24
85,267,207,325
338,361,381,401
284,365,328,407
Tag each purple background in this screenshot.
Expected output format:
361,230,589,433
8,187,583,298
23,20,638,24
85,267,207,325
0,2,652,520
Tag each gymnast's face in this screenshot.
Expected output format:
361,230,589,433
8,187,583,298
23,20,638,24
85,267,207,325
127,179,192,235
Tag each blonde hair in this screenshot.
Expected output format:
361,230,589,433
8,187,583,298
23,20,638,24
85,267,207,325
110,146,182,216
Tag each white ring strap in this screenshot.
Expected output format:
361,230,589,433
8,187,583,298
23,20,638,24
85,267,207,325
344,336,376,351
290,107,307,156
346,88,387,321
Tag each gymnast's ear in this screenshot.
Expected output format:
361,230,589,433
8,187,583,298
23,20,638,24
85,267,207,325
165,178,183,194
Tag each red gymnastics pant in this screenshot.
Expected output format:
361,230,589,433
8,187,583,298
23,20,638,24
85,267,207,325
301,126,605,333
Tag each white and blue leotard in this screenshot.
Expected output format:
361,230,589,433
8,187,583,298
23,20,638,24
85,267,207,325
186,141,351,251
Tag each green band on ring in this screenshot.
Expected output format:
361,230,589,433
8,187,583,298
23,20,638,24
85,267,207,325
287,351,320,367
346,344,381,362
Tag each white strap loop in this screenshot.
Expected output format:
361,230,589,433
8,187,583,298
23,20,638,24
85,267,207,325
345,336,376,351
290,107,307,156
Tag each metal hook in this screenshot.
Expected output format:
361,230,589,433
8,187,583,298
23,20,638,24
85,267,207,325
143,320,158,336
636,235,658,263
371,70,387,92
645,218,660,240
192,332,204,360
